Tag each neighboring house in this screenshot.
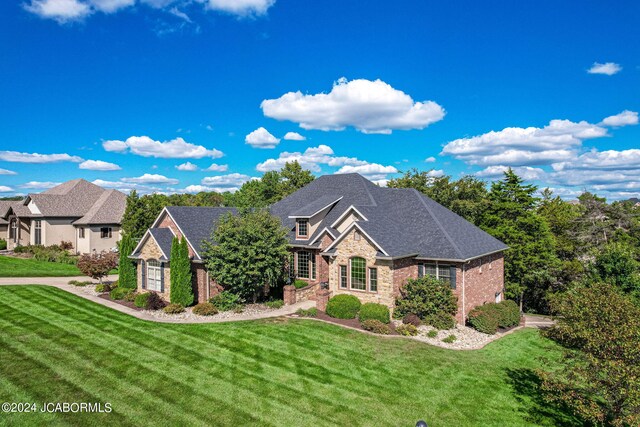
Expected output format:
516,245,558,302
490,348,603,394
0,179,126,253
132,174,507,323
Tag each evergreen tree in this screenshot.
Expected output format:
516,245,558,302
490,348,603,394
118,233,137,289
170,236,194,306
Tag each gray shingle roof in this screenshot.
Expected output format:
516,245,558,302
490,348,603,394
74,190,127,225
149,228,175,259
165,206,237,259
289,195,342,217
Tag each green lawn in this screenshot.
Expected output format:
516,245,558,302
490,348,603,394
0,286,578,427
0,256,84,277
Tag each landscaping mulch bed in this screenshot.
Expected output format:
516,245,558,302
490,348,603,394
308,310,400,335
97,293,143,311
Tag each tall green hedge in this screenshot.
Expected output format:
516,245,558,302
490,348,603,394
170,237,193,307
118,233,137,289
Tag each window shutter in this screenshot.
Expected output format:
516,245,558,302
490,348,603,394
141,260,146,289
450,265,457,289
418,263,424,278
160,262,165,293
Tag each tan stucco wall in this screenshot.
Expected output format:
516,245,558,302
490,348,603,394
85,225,121,253
328,228,394,308
76,227,91,254
7,218,30,250
334,211,363,233
41,218,76,247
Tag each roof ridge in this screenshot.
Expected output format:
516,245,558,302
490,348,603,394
357,174,377,206
412,188,464,260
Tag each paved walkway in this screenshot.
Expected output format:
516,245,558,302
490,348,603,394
524,314,554,328
0,276,315,324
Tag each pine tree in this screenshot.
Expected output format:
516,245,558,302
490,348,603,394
118,233,137,289
170,236,193,306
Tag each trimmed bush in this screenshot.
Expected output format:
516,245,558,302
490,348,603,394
293,279,309,289
110,287,132,300
296,307,318,317
442,334,456,343
134,292,150,308
135,292,166,310
209,291,243,312
396,324,418,336
395,275,457,320
170,237,194,307
468,305,500,334
424,311,456,330
361,319,390,335
265,299,284,309
95,283,112,293
164,303,185,314
495,300,521,328
358,303,390,324
325,294,361,319
426,329,438,338
192,302,218,316
402,313,422,327
0,239,6,250
123,291,138,302
68,280,92,287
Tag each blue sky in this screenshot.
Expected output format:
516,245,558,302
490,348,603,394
0,0,639,199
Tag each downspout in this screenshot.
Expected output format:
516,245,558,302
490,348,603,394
206,271,210,300
461,262,467,325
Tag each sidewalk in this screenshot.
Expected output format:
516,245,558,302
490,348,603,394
0,277,315,324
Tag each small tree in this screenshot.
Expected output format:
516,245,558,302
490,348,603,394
118,234,137,289
77,251,118,284
170,236,193,306
202,210,289,302
395,275,458,320
541,283,640,426
593,242,640,296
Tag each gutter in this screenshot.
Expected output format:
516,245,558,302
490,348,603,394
413,248,507,264
375,253,419,261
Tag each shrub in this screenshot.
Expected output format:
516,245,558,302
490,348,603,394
59,241,73,250
164,303,185,314
77,251,118,283
293,279,309,289
123,291,138,302
361,319,390,335
110,287,132,301
192,302,218,316
265,299,284,309
95,283,112,293
209,291,243,312
495,300,521,328
325,294,361,319
170,237,193,307
0,239,6,250
134,292,150,308
296,307,318,317
147,292,166,310
358,303,390,324
468,305,500,334
426,329,438,338
396,324,418,336
68,280,92,286
13,245,28,254
395,275,457,320
402,313,422,327
424,311,456,330
442,334,456,343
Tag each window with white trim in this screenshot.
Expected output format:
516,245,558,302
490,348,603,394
9,219,17,242
147,260,162,292
78,227,85,239
418,262,455,289
368,267,377,292
339,265,347,288
34,220,42,245
350,257,366,290
297,220,308,238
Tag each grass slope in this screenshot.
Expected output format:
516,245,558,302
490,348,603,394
0,256,81,277
0,286,578,427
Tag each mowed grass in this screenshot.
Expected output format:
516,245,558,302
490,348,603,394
0,256,82,277
0,286,578,427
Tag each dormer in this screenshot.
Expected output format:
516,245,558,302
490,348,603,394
288,195,342,241
331,205,368,233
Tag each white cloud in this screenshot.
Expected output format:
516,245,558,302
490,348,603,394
334,163,399,182
121,174,179,184
441,118,608,166
261,77,445,134
20,181,61,189
90,0,134,12
79,159,121,171
0,151,83,163
600,110,638,127
24,0,91,22
0,168,17,175
0,186,14,192
200,173,255,192
204,163,229,172
103,136,223,159
92,179,165,193
245,127,280,149
424,156,436,163
256,144,366,172
427,169,444,177
552,149,640,172
587,62,622,75
175,161,198,171
205,0,275,16
476,165,546,181
283,131,306,141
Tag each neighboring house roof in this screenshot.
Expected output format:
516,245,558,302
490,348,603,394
163,206,237,260
74,190,127,225
270,173,507,261
1,200,32,219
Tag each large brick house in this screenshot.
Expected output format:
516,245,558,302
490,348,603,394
131,173,507,323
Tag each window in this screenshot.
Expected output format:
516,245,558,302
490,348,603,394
311,254,316,280
9,219,17,241
368,267,378,292
78,227,85,239
297,220,308,238
34,220,42,245
100,227,112,239
418,262,455,289
297,251,310,279
339,265,347,288
147,260,162,292
350,257,366,290
354,231,361,241
288,253,295,279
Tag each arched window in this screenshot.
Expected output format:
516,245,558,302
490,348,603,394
350,257,366,290
147,259,162,291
